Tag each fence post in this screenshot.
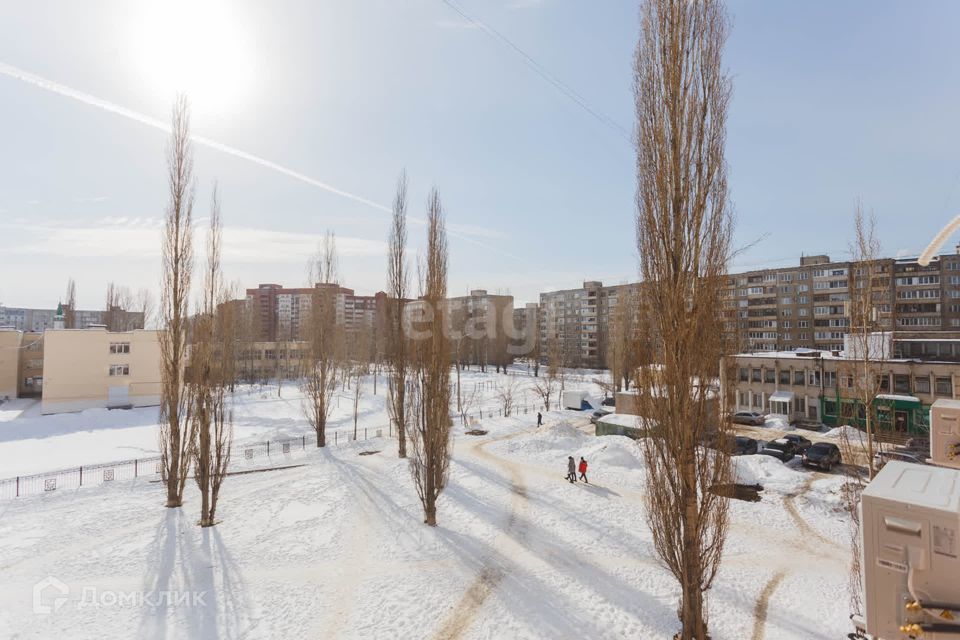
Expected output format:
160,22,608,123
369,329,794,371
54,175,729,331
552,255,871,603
335,432,338,446
134,459,138,478
79,466,83,487
302,435,306,450
267,441,271,456
16,476,19,497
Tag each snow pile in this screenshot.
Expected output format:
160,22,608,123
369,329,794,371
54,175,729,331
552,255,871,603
822,425,866,443
502,419,587,457
576,436,643,469
763,416,796,431
731,455,807,495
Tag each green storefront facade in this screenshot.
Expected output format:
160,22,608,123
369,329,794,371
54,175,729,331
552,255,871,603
820,392,929,435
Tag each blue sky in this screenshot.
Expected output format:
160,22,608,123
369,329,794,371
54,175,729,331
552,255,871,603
1,0,959,310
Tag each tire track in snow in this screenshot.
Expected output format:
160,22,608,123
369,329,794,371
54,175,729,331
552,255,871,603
783,475,842,552
431,432,529,640
749,569,786,640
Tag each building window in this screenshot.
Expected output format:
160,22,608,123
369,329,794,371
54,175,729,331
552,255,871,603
764,369,775,384
935,377,953,397
109,364,130,376
893,374,910,394
876,375,890,392
779,370,790,385
823,399,837,416
824,371,836,388
751,368,761,383
793,370,806,386
110,342,130,354
739,367,748,382
914,376,931,394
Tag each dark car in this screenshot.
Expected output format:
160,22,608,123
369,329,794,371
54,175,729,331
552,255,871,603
731,411,766,426
590,409,612,425
781,434,813,454
734,436,758,456
875,450,927,470
802,442,842,471
759,438,795,462
601,396,616,407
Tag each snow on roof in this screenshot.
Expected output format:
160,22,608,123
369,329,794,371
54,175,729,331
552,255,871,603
875,394,920,403
597,413,645,428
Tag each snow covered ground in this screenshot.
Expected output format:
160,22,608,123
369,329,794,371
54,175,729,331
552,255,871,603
0,369,854,639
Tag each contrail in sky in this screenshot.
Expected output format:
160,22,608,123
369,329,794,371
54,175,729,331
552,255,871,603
0,61,522,260
0,61,523,260
0,61,393,214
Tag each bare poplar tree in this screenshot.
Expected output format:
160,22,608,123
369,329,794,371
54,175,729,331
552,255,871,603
190,184,233,526
838,203,887,615
634,1,734,637
158,94,197,508
64,279,77,329
387,171,411,457
301,231,341,447
136,288,155,329
409,188,452,527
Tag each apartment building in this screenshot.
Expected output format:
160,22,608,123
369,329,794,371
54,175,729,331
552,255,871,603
246,283,384,342
0,329,20,399
723,251,960,353
0,304,143,332
41,328,162,414
538,281,640,369
447,289,514,368
723,333,960,434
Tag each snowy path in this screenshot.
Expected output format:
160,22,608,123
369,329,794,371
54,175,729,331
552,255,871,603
0,401,856,639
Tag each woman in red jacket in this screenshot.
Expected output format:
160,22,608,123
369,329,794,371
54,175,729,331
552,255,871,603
578,457,588,483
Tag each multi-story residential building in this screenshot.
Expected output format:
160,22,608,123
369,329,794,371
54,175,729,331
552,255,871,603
41,327,162,414
0,304,143,332
447,289,514,368
723,251,960,353
723,332,960,434
245,283,385,342
538,281,640,369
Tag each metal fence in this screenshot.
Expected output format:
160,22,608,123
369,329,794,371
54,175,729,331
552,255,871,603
0,398,573,501
0,426,387,501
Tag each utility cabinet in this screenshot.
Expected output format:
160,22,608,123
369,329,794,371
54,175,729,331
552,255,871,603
862,461,960,639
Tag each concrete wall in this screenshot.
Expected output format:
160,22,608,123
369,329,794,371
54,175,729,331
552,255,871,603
41,328,162,414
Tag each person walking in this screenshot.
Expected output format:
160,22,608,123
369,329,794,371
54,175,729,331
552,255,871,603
578,457,588,483
537,411,543,428
566,456,577,483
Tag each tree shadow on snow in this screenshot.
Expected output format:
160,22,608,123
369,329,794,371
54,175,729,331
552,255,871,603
444,482,675,635
137,508,254,639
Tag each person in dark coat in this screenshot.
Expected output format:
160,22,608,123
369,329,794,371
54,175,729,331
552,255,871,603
537,411,543,428
578,457,589,483
566,456,577,483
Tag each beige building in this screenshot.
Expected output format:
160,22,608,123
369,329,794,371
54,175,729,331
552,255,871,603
17,331,44,397
41,328,162,414
722,347,960,434
0,329,21,399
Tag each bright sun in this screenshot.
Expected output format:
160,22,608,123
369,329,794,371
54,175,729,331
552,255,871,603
131,0,254,115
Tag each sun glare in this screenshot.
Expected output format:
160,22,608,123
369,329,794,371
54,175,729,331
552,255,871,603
131,0,254,116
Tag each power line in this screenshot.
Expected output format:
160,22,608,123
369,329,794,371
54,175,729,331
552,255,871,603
440,0,633,146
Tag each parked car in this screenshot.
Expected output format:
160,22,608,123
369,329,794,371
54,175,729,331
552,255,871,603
731,411,766,426
759,438,795,462
734,436,758,456
875,450,928,470
802,442,842,471
589,409,613,425
781,434,813,454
